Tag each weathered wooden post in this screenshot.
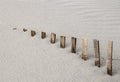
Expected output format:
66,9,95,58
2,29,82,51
71,37,77,53
41,32,46,39
23,28,27,32
93,39,100,67
106,40,113,76
31,30,36,37
50,33,56,44
13,28,17,30
60,36,66,48
81,38,88,60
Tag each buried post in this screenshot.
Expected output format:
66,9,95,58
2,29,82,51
93,39,100,67
31,30,36,37
106,40,113,76
81,38,88,60
50,33,56,44
13,28,17,30
71,37,77,53
60,36,66,48
41,32,46,39
23,28,27,32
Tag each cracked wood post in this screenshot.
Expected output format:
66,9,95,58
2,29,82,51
93,39,100,67
31,30,36,37
81,38,88,60
60,36,66,48
71,37,77,53
41,32,46,39
50,33,56,44
106,40,113,76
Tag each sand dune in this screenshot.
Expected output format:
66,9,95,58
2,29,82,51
0,0,120,82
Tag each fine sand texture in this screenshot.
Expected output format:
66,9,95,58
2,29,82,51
0,0,120,82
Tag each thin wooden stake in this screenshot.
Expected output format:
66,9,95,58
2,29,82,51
50,33,56,44
31,30,36,37
41,32,46,39
93,39,100,67
106,40,113,76
60,36,66,48
81,38,88,60
71,37,77,53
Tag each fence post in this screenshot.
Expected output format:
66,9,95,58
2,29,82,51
23,28,27,32
93,39,100,67
31,30,36,37
50,33,56,44
71,37,77,53
41,32,46,39
81,38,88,60
60,36,66,48
106,40,113,76
13,28,17,30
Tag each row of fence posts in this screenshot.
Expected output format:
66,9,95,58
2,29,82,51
23,28,113,76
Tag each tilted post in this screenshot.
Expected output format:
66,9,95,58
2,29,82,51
81,38,88,60
41,32,46,39
50,33,56,44
71,37,77,53
60,36,66,48
31,30,36,37
93,39,100,67
106,40,113,76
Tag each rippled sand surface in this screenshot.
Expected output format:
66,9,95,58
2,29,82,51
0,0,120,82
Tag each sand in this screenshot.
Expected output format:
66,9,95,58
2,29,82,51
0,0,120,82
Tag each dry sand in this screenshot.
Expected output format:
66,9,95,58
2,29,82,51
0,0,120,82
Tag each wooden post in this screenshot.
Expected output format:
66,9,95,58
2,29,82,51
93,39,100,67
13,28,17,30
41,32,46,39
50,33,56,44
81,38,88,60
23,28,27,32
60,36,66,48
31,30,36,37
71,37,77,53
106,40,113,76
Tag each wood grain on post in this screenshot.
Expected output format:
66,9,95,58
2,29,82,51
71,37,77,53
93,39,100,67
60,36,66,48
50,33,56,44
31,30,36,37
106,40,113,76
41,32,46,39
23,28,27,32
81,38,88,60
